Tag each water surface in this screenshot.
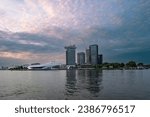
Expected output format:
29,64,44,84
0,69,150,100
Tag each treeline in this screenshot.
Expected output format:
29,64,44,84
8,66,28,70
95,61,148,69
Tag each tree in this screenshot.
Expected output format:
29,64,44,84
137,63,143,66
126,61,137,67
113,63,120,69
120,63,125,68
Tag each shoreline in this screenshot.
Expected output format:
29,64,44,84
0,68,149,71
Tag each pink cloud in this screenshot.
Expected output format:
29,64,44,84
0,51,65,63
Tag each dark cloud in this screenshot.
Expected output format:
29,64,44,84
0,30,66,54
0,0,150,65
76,0,150,63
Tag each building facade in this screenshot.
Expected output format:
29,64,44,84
98,54,103,64
86,49,90,64
77,52,85,65
89,44,98,65
64,45,76,65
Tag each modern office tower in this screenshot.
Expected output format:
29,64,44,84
98,54,103,64
86,49,90,64
89,44,98,65
77,52,85,65
64,45,76,65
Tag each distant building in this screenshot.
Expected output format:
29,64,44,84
77,52,85,65
86,49,90,64
89,44,98,65
31,63,40,65
98,54,103,64
64,45,76,65
27,62,62,70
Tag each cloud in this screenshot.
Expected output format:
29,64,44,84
0,0,125,32
0,30,67,65
0,0,150,65
75,0,150,63
0,30,66,53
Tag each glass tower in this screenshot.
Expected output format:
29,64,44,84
77,52,85,65
89,44,98,65
86,49,90,64
98,54,103,64
65,45,76,65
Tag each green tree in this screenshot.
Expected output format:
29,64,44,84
120,63,125,68
137,63,143,66
126,61,137,67
113,63,120,69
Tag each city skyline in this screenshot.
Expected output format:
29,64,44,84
0,0,150,66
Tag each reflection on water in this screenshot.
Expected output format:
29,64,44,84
65,70,103,99
0,69,150,100
65,70,77,96
85,70,103,95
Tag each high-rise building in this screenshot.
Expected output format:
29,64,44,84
86,49,90,64
98,54,103,64
77,52,85,65
89,44,98,65
64,45,76,65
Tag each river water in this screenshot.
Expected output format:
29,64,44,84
0,69,150,100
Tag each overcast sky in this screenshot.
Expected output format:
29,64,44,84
0,0,150,66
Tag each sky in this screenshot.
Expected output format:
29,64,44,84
0,0,150,66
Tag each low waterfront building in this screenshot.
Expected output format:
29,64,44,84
27,62,62,70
